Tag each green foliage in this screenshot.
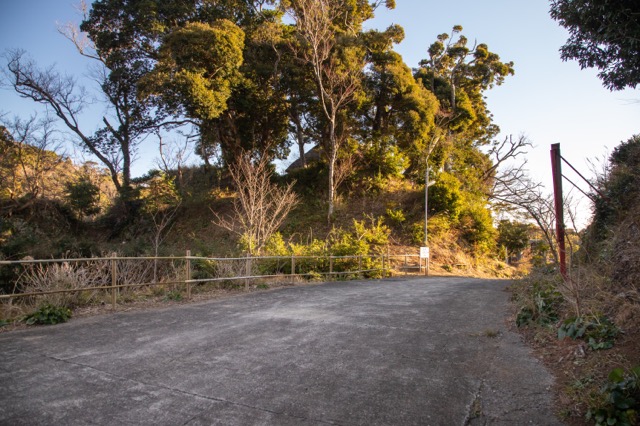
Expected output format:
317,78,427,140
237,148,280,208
327,217,389,278
587,367,640,426
287,163,327,197
590,135,640,242
516,283,563,327
192,259,218,280
140,20,245,121
428,172,463,219
415,25,514,142
361,140,410,180
164,290,183,302
330,216,390,257
256,283,269,290
264,233,290,257
24,304,71,325
140,172,181,213
558,316,619,350
385,207,406,227
550,0,640,90
0,218,37,261
410,222,425,246
65,176,101,218
497,220,530,257
458,202,496,253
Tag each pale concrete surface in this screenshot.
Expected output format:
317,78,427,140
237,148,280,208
0,277,563,425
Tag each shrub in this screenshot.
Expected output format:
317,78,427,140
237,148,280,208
18,261,108,308
410,222,425,246
558,316,619,350
164,290,183,302
497,220,530,258
587,367,640,426
65,176,102,218
385,207,406,227
24,304,72,325
428,172,463,220
458,202,496,253
515,282,564,327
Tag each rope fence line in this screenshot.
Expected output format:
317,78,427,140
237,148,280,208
0,253,427,309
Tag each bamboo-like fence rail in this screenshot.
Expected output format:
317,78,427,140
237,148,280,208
0,253,427,310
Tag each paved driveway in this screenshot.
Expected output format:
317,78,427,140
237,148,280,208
0,277,562,425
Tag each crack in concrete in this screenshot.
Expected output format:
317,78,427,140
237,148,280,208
462,379,485,426
40,353,345,426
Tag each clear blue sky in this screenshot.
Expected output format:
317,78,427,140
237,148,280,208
1,0,638,225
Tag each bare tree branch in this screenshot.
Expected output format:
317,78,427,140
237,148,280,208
211,154,299,255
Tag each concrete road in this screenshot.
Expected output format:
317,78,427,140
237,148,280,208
0,277,562,425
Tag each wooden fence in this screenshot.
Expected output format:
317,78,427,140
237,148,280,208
0,253,426,309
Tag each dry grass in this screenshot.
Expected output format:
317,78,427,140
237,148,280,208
510,263,640,424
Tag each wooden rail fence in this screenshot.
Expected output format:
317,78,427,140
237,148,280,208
0,253,427,309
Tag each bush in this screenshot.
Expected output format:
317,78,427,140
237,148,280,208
410,222,425,246
18,261,108,309
385,207,406,227
515,281,564,327
65,176,102,218
24,304,72,325
497,220,530,258
164,290,183,302
428,172,463,219
587,367,640,426
558,316,619,350
459,202,496,253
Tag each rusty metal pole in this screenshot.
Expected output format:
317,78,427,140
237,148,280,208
550,143,567,279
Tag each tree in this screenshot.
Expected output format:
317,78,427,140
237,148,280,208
414,26,514,206
415,26,514,145
0,115,66,210
195,13,292,165
357,25,439,180
490,171,559,264
550,0,640,90
2,42,152,202
65,176,102,219
140,172,181,283
286,0,372,219
497,219,530,259
211,154,299,255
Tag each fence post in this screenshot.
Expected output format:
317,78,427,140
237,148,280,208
185,250,192,300
358,255,362,278
291,255,296,284
111,254,117,309
245,254,251,290
404,254,408,276
329,256,333,280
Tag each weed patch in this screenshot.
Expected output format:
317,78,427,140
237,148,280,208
558,316,619,351
587,367,640,426
24,304,72,325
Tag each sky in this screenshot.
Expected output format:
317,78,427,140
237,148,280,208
1,0,638,227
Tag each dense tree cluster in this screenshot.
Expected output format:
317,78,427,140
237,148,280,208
2,0,522,256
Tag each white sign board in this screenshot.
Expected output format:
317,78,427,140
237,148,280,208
420,247,430,259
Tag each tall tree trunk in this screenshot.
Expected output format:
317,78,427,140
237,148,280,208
292,113,306,168
327,119,337,221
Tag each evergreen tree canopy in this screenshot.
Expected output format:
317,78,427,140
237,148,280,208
550,0,640,90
